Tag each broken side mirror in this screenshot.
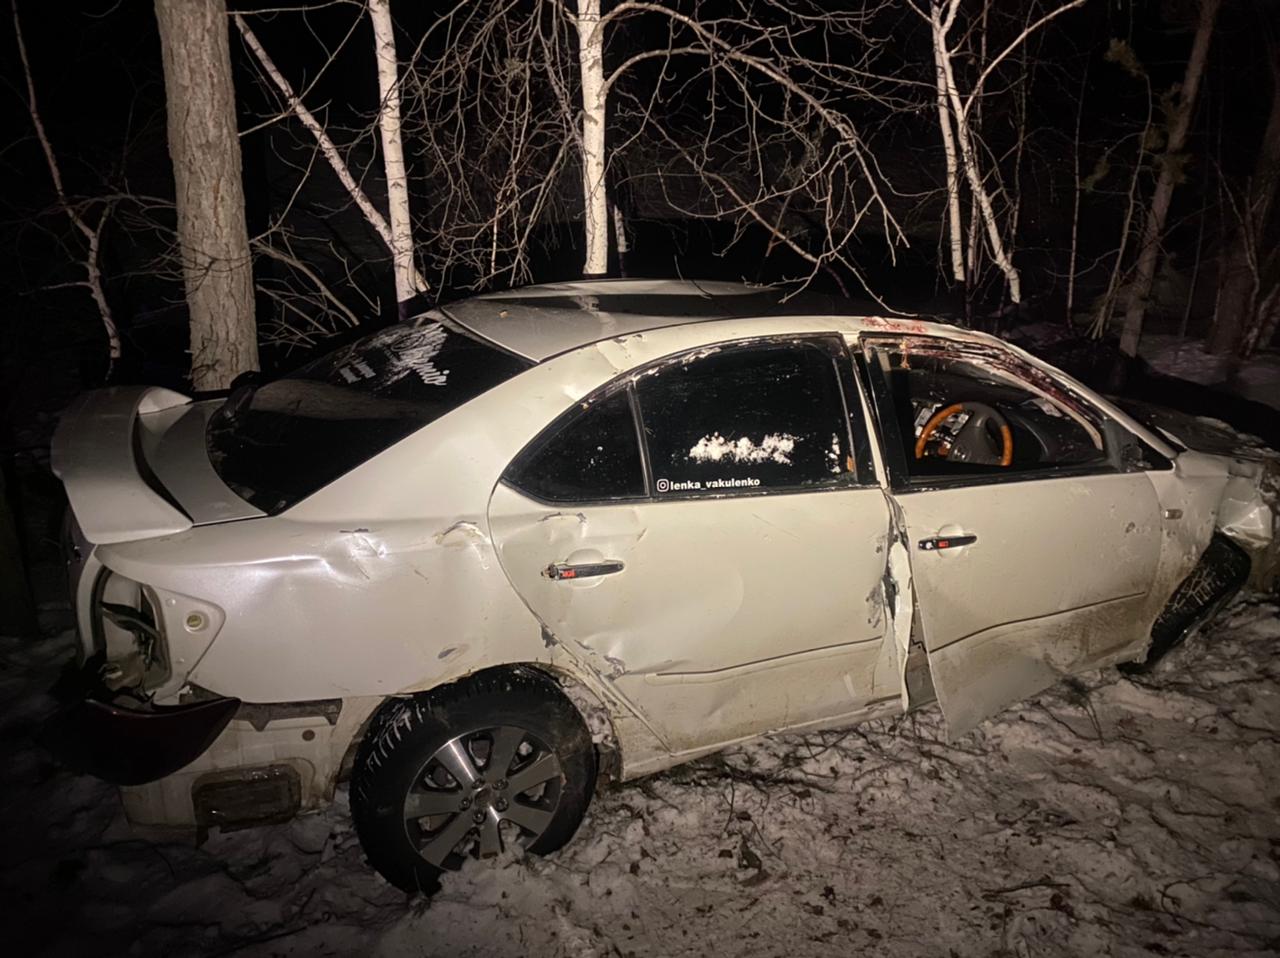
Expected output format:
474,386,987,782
1118,437,1172,473
1120,442,1148,471
1105,420,1171,473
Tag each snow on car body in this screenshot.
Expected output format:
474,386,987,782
48,279,1279,890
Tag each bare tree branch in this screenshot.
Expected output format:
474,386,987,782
12,0,121,364
234,10,427,294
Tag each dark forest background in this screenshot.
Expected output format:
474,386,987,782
2,0,1278,452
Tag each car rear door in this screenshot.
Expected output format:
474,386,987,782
488,336,903,755
859,336,1166,735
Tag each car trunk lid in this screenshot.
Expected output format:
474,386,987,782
52,386,262,545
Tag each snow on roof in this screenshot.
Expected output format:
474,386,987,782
437,278,911,361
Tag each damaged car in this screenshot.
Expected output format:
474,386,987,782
47,279,1279,893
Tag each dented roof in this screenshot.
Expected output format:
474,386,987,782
438,278,925,362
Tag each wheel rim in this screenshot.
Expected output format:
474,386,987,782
402,724,564,870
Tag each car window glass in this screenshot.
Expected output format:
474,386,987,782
869,344,1106,481
636,343,856,497
207,320,532,513
506,390,645,503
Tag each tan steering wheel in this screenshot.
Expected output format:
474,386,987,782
914,402,1014,467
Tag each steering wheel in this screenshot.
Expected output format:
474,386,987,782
914,401,1014,467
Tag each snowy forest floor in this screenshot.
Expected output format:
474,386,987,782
3,596,1278,958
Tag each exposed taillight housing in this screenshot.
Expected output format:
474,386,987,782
90,568,170,693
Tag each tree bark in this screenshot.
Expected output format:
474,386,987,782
1119,0,1220,358
1208,45,1280,356
611,199,629,276
1248,283,1280,354
155,0,257,390
575,0,609,277
930,4,965,287
1066,64,1088,325
933,0,1022,304
369,0,417,307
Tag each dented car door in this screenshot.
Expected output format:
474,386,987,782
860,337,1166,735
489,337,903,755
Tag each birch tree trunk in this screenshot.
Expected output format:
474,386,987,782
931,5,965,287
235,14,427,297
575,0,609,277
155,0,258,390
931,1,1022,304
369,0,418,307
1119,0,1220,358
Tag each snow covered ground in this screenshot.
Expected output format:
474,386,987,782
3,596,1278,957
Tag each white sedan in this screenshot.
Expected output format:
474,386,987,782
47,279,1278,893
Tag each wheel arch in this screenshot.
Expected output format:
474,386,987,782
351,662,626,787
522,663,622,785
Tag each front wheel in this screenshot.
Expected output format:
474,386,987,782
350,668,596,893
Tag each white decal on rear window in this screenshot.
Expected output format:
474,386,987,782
381,323,450,387
332,323,451,388
337,359,377,384
687,432,798,465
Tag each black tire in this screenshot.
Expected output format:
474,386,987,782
350,667,596,894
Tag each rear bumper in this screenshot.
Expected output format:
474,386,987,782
40,656,240,786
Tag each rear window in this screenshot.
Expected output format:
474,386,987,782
207,320,531,512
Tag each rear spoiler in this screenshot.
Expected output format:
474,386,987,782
51,386,194,545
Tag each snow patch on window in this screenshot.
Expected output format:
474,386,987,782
827,434,842,473
688,432,799,465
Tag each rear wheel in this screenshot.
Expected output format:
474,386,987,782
350,668,596,893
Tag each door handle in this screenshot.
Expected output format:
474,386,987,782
542,560,625,580
918,534,977,552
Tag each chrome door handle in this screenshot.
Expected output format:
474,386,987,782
542,560,625,580
918,534,977,552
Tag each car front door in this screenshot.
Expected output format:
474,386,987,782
860,336,1166,735
488,337,903,755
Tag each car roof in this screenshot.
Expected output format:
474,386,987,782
437,278,938,361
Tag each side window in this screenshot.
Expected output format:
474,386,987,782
866,341,1108,482
636,342,857,497
505,390,645,503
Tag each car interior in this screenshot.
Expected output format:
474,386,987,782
871,344,1107,479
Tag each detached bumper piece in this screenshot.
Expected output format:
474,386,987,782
1122,533,1252,673
40,656,240,786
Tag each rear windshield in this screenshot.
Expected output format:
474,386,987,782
207,319,531,512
